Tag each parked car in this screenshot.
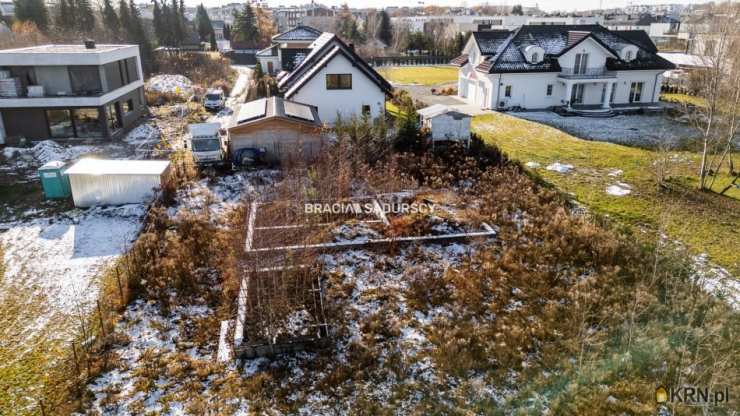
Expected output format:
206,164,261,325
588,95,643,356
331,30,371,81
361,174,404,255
203,88,225,112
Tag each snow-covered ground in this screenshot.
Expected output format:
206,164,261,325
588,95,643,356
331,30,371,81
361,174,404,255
0,205,146,335
513,111,700,148
146,74,194,96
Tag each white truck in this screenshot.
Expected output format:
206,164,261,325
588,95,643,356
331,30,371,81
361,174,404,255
185,122,266,169
203,88,225,112
185,123,226,166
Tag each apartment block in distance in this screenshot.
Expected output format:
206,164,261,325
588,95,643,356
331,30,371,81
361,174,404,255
0,42,146,144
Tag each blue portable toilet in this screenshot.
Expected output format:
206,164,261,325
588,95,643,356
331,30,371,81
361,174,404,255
38,161,71,199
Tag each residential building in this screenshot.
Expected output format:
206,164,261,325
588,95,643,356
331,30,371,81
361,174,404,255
392,14,603,34
0,43,146,144
259,26,392,123
212,20,226,41
0,1,14,17
451,25,675,113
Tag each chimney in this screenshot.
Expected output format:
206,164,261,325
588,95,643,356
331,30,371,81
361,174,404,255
348,43,355,52
84,39,96,49
566,31,590,47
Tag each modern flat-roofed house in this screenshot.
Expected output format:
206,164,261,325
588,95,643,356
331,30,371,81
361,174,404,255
451,25,675,114
257,25,323,74
0,42,146,144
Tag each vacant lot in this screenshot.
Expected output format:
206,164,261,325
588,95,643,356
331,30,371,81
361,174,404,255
377,65,458,86
473,112,739,275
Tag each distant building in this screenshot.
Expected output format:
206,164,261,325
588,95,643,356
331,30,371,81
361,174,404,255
0,1,14,18
452,25,675,113
0,43,146,144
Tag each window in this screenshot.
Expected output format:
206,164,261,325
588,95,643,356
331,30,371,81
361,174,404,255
122,99,134,114
46,110,74,138
326,74,352,90
362,104,371,116
610,82,617,103
625,50,633,61
629,82,644,103
72,108,104,138
505,85,512,97
546,84,553,96
574,53,589,74
531,52,539,63
106,103,122,131
68,66,102,95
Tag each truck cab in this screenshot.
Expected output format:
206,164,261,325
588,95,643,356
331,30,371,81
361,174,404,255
186,123,225,166
203,88,225,112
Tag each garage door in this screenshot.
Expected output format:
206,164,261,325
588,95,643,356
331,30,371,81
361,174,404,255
467,82,477,105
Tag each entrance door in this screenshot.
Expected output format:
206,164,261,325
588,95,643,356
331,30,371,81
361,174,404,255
267,61,274,74
570,84,585,104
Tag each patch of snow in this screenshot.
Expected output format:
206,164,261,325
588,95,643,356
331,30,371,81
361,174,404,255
2,140,98,168
606,182,632,196
146,74,194,96
525,161,541,169
546,162,574,173
607,169,623,177
124,123,161,145
693,254,740,310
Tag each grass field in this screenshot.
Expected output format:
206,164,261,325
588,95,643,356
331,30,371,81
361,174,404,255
472,112,740,275
377,65,458,86
660,92,707,107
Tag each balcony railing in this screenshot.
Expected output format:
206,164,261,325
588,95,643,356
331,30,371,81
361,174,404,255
558,67,616,79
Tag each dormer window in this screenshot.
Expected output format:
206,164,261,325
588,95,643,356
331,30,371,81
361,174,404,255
625,50,633,61
531,52,539,63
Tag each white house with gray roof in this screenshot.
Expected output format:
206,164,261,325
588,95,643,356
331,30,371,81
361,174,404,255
259,26,392,123
451,25,675,114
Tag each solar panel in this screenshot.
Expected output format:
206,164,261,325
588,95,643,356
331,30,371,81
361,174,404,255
284,101,314,122
237,99,266,124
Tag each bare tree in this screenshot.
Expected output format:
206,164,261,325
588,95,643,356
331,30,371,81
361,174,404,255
688,2,740,191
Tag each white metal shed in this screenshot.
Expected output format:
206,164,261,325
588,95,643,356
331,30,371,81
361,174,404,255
65,159,170,207
418,104,472,144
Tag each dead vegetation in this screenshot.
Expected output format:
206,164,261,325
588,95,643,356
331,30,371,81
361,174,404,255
153,52,237,96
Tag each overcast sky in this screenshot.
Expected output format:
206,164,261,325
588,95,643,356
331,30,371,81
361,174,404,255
184,0,709,13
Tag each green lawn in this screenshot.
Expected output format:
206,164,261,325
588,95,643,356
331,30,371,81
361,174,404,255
660,93,707,107
473,112,740,275
377,66,458,86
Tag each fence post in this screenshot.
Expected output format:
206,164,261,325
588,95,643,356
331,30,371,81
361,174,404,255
115,264,125,307
97,299,106,338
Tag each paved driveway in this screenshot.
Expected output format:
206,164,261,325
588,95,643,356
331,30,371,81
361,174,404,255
400,83,493,116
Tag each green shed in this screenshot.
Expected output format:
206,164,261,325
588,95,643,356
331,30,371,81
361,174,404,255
38,161,71,199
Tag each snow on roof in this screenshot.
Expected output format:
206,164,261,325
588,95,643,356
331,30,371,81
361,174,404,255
65,159,170,176
272,25,322,42
188,123,221,137
658,52,712,68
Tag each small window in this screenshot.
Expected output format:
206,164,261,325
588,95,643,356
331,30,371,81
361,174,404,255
505,85,512,97
625,50,633,61
546,84,553,96
531,52,539,63
122,99,134,114
326,74,352,90
362,104,371,116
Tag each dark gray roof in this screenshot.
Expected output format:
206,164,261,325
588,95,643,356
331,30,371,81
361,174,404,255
614,30,658,53
272,25,322,42
470,24,675,74
278,32,392,98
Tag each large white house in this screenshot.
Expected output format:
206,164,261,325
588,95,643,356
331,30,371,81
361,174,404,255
263,26,392,123
452,25,675,113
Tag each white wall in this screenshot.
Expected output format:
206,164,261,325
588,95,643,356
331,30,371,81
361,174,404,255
428,114,471,141
557,37,613,72
289,53,387,123
612,70,664,104
494,73,563,109
69,173,163,207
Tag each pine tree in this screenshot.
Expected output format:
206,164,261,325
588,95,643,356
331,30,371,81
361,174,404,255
336,4,363,44
76,0,95,32
195,4,214,42
375,10,392,46
55,0,73,31
232,3,258,46
128,0,153,74
209,31,217,51
102,0,120,37
512,5,524,15
13,0,49,30
170,0,182,46
117,0,131,40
